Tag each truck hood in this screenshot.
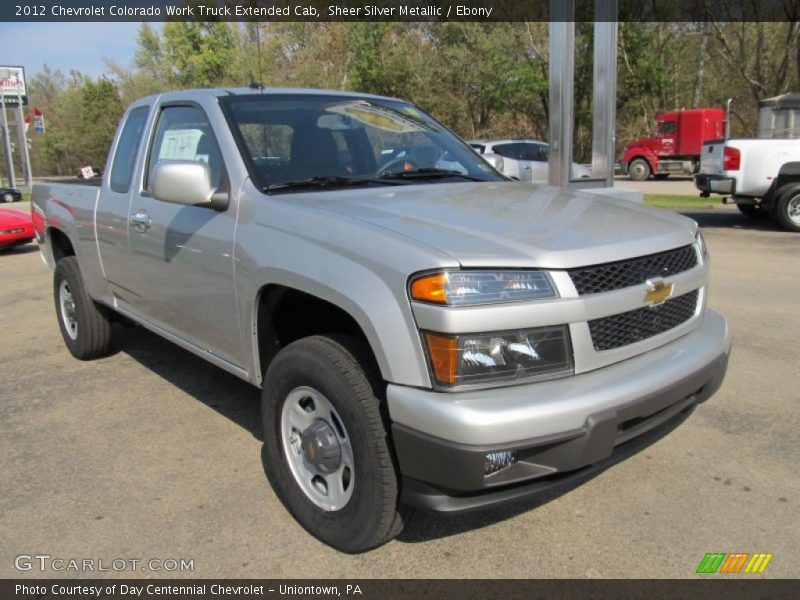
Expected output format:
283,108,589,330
309,182,697,269
624,137,656,152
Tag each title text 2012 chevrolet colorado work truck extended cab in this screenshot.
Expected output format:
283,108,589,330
32,88,730,552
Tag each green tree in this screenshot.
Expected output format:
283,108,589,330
134,22,237,88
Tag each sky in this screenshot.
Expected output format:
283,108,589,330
0,22,154,80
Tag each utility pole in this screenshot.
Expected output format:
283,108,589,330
14,94,31,188
0,94,15,189
0,67,31,190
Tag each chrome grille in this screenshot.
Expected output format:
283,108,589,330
588,290,699,351
568,246,697,295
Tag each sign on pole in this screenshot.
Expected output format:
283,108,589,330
33,108,44,133
0,66,27,106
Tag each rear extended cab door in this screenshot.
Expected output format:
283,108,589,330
95,104,151,303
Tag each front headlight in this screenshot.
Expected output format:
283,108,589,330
423,326,573,389
410,270,557,306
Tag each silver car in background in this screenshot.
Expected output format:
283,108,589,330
470,138,591,182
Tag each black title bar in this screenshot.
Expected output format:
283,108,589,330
3,579,800,600
3,0,800,22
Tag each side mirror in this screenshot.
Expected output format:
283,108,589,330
150,161,228,210
482,152,505,173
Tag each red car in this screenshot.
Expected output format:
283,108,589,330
0,208,35,249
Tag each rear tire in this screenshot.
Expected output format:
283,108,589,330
628,158,651,181
261,334,408,553
53,257,113,359
772,183,800,232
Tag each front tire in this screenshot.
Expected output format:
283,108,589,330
53,257,112,359
772,183,800,232
2,192,14,203
628,158,651,181
261,335,407,553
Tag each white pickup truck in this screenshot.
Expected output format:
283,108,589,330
695,138,800,231
695,94,800,231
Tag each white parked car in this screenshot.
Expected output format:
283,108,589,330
470,139,591,182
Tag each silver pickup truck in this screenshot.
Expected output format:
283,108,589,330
32,88,731,553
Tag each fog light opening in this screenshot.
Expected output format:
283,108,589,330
484,450,517,476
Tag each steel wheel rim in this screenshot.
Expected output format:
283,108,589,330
58,280,78,340
280,386,354,511
788,195,800,224
630,161,647,179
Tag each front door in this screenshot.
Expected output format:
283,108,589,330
118,104,243,367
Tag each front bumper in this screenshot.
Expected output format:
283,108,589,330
388,309,730,511
695,173,735,195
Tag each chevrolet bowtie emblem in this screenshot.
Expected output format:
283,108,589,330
644,279,674,306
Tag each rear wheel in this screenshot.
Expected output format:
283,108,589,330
772,183,800,232
628,158,651,181
53,257,112,359
261,335,408,553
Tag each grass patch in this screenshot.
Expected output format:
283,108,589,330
644,194,724,209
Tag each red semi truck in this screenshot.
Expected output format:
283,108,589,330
620,108,726,181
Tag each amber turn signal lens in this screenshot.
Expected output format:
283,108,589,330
411,273,449,304
424,333,458,385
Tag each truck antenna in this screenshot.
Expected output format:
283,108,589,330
255,23,265,92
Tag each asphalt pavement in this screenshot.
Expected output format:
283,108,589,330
0,200,797,578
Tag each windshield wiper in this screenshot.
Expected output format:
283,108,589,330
377,168,485,182
264,175,408,193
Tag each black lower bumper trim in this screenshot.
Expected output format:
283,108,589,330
396,353,728,512
695,173,735,195
401,400,696,513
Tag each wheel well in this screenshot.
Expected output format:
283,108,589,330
774,164,800,190
762,164,800,209
256,285,378,381
49,228,75,263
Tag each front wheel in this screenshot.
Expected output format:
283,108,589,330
772,183,800,232
2,192,15,203
628,158,651,181
53,257,112,359
261,335,408,553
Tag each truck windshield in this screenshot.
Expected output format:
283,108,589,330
220,94,505,192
